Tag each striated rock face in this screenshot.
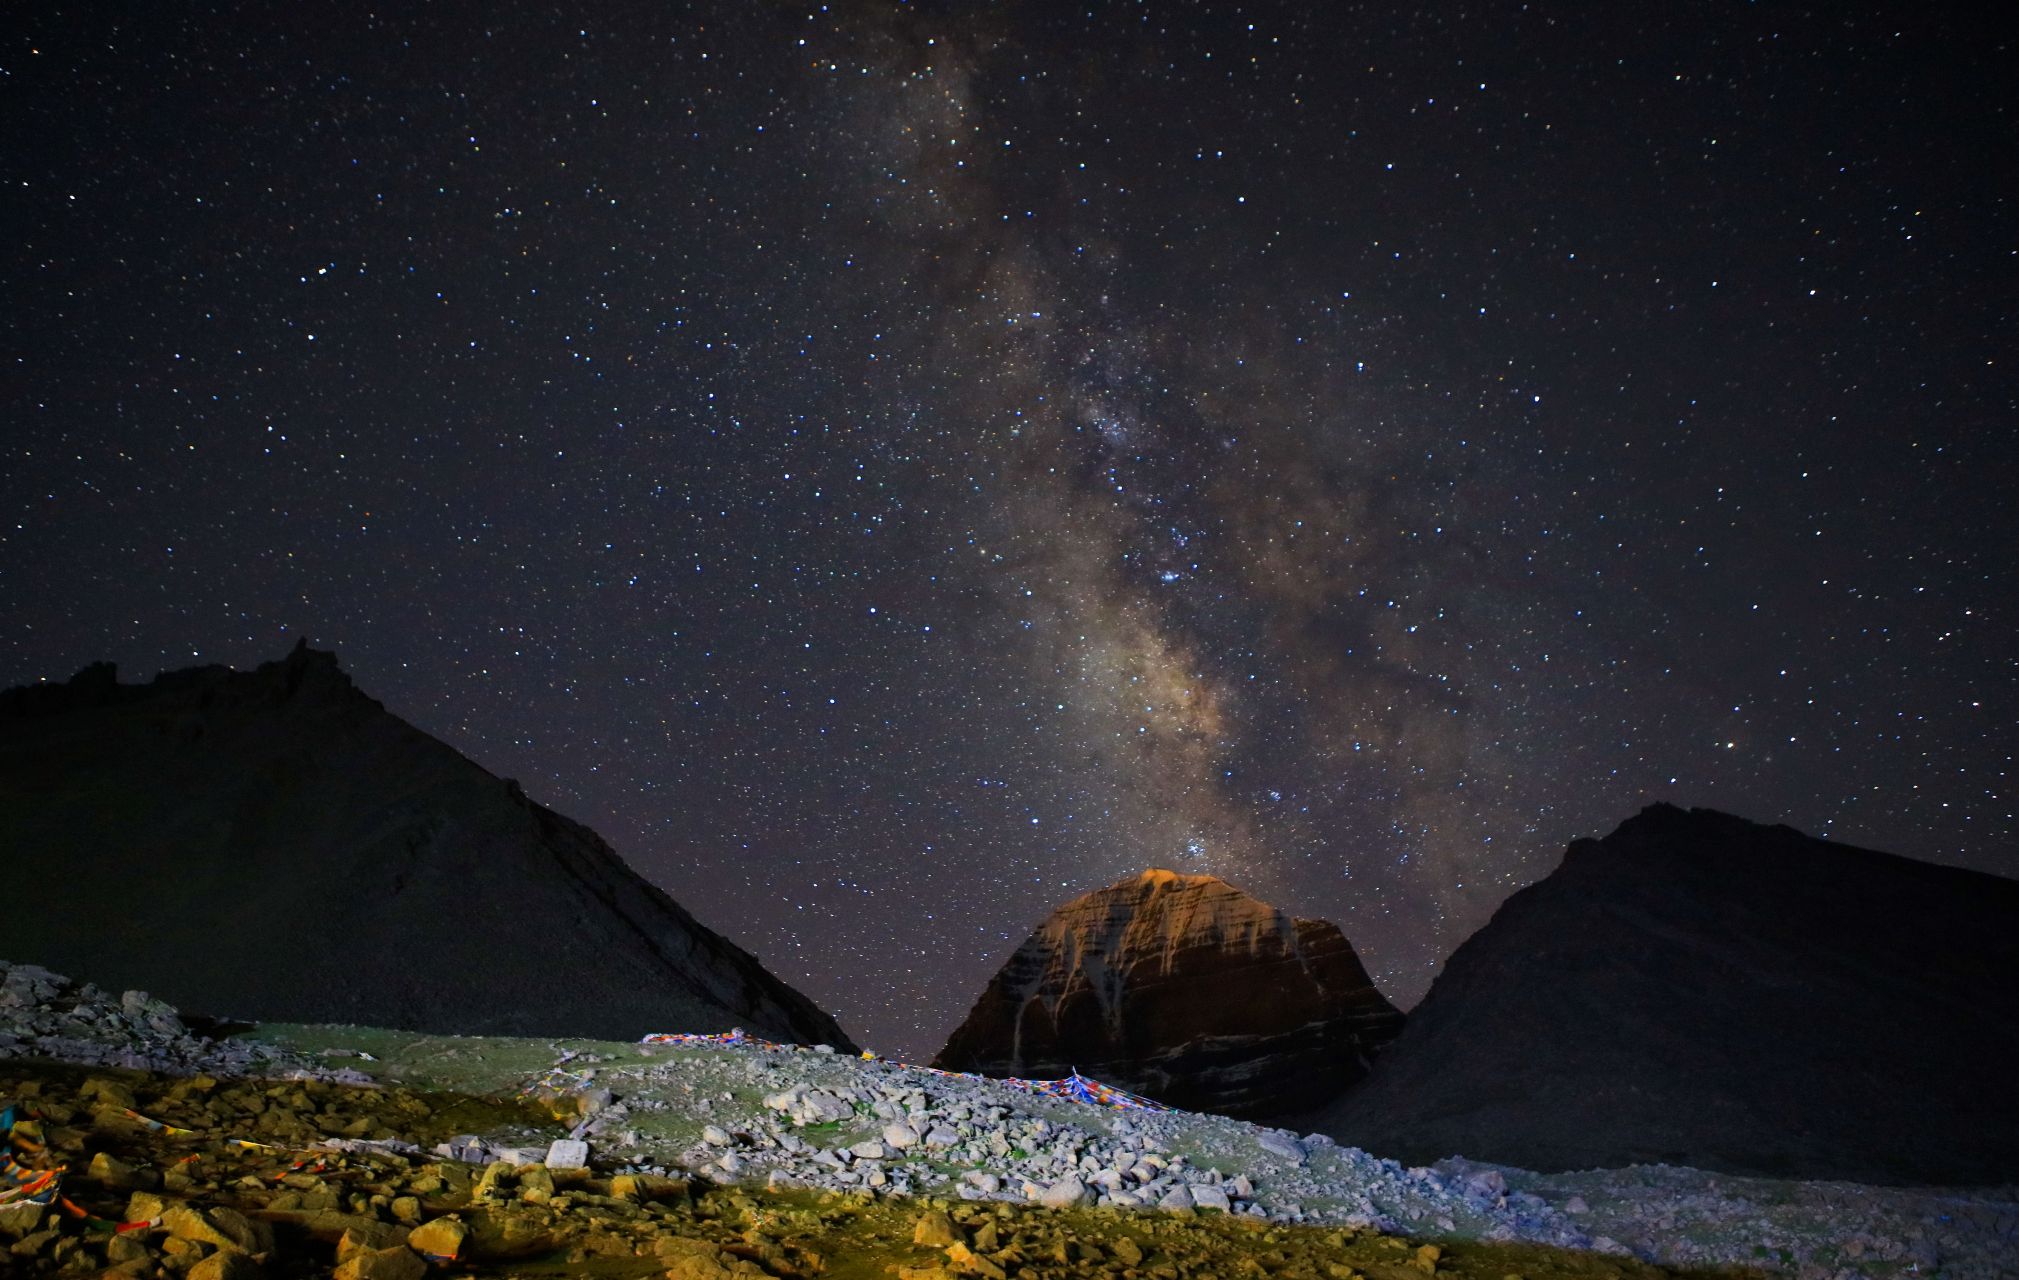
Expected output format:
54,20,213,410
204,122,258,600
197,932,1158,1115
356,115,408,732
0,642,854,1049
1305,804,2019,1185
932,869,1403,1118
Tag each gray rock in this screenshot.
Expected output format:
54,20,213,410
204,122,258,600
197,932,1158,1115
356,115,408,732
1259,1132,1307,1164
701,1125,735,1147
0,1202,48,1239
794,1091,853,1124
1040,1176,1091,1208
882,1122,920,1149
1192,1184,1232,1212
1464,1169,1508,1201
1158,1185,1195,1212
543,1139,589,1170
492,1145,550,1165
438,1135,491,1164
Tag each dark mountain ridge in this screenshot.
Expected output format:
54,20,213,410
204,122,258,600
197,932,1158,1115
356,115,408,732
0,642,854,1049
1305,803,2019,1185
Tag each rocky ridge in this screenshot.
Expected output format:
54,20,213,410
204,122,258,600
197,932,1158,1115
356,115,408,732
933,869,1403,1117
8,959,2013,1278
0,644,852,1049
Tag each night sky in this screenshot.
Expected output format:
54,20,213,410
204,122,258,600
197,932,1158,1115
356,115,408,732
5,3,2014,1058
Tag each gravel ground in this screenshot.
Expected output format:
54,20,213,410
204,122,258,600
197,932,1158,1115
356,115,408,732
6,960,2015,1278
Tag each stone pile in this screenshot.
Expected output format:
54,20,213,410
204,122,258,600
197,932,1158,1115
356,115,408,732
504,1038,2019,1278
577,1043,1583,1250
0,961,352,1083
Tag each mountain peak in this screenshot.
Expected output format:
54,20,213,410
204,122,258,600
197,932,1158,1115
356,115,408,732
934,869,1402,1118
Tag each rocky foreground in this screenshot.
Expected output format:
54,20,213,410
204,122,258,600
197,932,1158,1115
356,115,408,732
3,961,2016,1279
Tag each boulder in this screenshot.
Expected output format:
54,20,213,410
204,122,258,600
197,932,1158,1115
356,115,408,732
946,1241,1008,1280
1258,1133,1307,1165
187,1252,262,1280
162,1204,273,1255
911,1210,962,1247
336,1221,408,1262
334,1246,425,1280
656,1237,744,1280
881,1122,919,1149
88,1151,142,1189
460,1205,551,1259
1039,1176,1090,1208
405,1217,466,1263
0,1204,47,1240
123,1192,168,1223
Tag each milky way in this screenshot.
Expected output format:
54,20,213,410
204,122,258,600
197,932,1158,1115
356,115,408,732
4,3,2013,1056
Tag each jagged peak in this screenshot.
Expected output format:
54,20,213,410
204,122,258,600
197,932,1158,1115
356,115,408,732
1132,867,1221,888
1048,868,1251,918
1036,869,1297,966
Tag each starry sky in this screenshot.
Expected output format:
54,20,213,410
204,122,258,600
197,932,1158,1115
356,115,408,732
5,3,2014,1058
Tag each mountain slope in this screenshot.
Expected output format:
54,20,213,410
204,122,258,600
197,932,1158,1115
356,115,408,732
933,869,1403,1117
0,642,853,1048
1305,804,2019,1185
